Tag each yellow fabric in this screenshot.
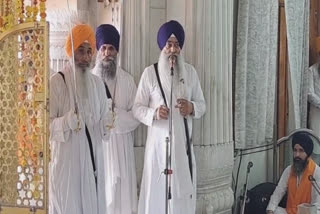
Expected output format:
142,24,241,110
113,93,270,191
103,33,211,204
65,24,96,57
286,158,316,214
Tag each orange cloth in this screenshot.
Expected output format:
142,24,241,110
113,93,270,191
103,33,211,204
316,36,320,54
286,158,316,214
65,24,96,57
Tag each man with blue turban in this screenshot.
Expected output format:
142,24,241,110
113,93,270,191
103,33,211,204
133,20,206,214
92,24,140,214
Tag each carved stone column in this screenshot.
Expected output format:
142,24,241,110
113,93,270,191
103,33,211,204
186,1,234,213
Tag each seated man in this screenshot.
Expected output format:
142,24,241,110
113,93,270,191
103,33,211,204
266,132,320,214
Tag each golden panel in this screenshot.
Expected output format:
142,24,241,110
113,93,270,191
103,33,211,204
0,0,47,33
0,22,49,213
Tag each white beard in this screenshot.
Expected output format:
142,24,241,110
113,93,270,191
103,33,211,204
94,51,117,82
158,50,186,98
75,66,90,100
73,65,96,125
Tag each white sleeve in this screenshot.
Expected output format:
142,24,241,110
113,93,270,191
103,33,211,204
133,69,157,127
114,77,140,134
267,166,291,212
308,70,320,109
311,166,320,209
189,66,206,119
49,74,71,143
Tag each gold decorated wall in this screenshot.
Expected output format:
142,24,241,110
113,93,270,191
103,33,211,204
0,0,48,213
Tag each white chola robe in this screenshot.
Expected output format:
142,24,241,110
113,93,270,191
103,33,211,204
308,62,320,136
92,67,140,214
49,64,110,214
133,62,206,214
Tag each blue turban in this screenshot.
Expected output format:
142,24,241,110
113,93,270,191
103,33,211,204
96,24,120,52
292,132,314,157
157,20,185,50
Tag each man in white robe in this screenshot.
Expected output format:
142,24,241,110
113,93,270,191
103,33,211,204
92,24,140,214
133,20,206,214
49,24,111,214
308,37,320,139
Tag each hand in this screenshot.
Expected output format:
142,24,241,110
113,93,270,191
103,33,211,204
107,98,113,111
103,111,116,130
175,98,194,117
155,105,169,120
65,110,83,131
266,210,274,214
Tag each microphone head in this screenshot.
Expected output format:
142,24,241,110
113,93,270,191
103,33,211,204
309,175,315,182
169,54,177,64
248,161,253,168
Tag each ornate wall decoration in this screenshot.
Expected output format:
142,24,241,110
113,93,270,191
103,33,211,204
0,0,49,213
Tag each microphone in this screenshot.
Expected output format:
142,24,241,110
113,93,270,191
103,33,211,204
169,54,177,74
309,175,320,196
247,161,253,173
309,175,316,182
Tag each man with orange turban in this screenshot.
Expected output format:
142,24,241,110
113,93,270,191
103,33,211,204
49,24,112,214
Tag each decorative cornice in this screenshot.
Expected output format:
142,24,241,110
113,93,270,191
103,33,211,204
46,9,89,32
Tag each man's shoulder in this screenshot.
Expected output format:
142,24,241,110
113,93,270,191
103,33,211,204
145,64,156,71
182,62,200,83
310,62,320,71
314,164,320,175
140,64,157,78
50,70,67,84
184,62,196,70
89,72,104,87
285,165,292,171
117,67,134,80
281,165,292,177
306,62,320,75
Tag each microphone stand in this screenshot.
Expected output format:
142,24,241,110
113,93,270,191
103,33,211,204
240,162,253,214
165,60,174,214
309,175,320,196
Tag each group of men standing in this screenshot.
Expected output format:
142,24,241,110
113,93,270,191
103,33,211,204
49,20,206,214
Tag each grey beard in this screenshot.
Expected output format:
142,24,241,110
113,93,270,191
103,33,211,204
158,51,185,80
98,58,117,80
75,66,90,99
292,158,308,176
158,50,187,98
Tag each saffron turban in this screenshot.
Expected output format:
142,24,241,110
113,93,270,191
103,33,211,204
96,24,120,52
292,132,314,157
65,24,96,57
157,20,185,50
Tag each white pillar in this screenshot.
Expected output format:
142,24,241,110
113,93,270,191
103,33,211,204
186,1,234,213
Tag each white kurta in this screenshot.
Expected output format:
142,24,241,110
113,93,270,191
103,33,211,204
267,164,320,214
308,62,320,136
49,64,109,214
92,67,140,214
133,63,206,214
